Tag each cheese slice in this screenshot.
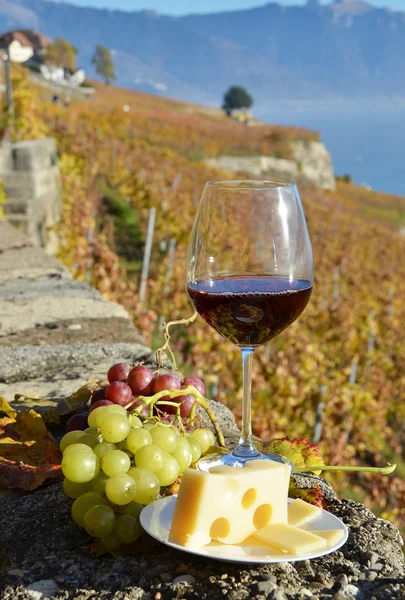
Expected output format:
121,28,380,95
253,523,327,555
307,529,345,547
288,498,322,527
169,459,291,548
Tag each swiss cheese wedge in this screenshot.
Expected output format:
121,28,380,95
169,459,291,548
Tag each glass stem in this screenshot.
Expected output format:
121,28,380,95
234,346,259,457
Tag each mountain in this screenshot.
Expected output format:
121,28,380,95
0,0,405,105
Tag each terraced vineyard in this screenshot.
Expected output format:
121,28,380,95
6,67,405,532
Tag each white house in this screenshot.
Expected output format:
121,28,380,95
0,30,50,62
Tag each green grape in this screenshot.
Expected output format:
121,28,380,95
155,453,180,486
60,430,86,453
93,441,116,459
101,532,122,551
78,433,100,449
101,450,131,477
105,474,136,505
150,425,178,453
171,437,192,472
135,444,164,473
100,414,130,443
191,428,215,453
63,443,94,456
120,502,143,519
71,492,107,528
84,427,98,434
143,423,155,431
91,471,109,495
87,406,107,428
126,427,152,454
84,504,115,538
127,467,160,505
114,514,142,544
187,436,202,463
115,439,130,452
103,404,128,418
62,448,100,483
63,478,92,499
128,414,142,428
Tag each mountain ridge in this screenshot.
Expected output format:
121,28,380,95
0,0,404,105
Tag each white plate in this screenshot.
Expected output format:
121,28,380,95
140,496,348,564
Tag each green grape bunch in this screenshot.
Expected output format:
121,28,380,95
61,362,219,552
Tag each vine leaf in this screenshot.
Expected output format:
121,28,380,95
266,437,325,474
0,410,62,490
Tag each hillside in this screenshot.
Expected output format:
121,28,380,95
5,67,405,533
1,0,405,103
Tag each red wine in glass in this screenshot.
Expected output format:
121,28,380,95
187,275,312,347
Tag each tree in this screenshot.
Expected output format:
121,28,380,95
92,45,116,85
222,85,253,116
46,38,77,71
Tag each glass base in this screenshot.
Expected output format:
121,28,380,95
196,448,294,472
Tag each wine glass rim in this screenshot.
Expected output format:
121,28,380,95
205,179,297,191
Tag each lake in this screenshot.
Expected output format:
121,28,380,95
257,98,405,198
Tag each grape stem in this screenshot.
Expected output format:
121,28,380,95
294,463,397,475
127,384,226,448
142,311,198,373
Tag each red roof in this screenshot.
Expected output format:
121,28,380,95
0,30,51,50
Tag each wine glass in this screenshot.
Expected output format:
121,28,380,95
185,180,313,471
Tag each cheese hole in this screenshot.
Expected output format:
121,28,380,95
253,504,273,529
210,518,231,540
242,488,257,509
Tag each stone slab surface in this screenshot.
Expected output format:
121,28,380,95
0,480,403,600
0,317,144,347
0,247,69,281
0,277,103,302
0,221,32,252
0,296,129,335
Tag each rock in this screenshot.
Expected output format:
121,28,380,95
172,574,195,585
26,580,59,599
0,481,403,600
204,139,336,191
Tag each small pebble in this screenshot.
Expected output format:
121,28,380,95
367,571,378,582
26,579,59,600
336,574,349,587
370,562,383,572
172,574,196,585
269,590,287,600
369,551,379,565
54,575,65,583
68,324,82,330
257,580,276,594
7,569,25,577
344,584,360,597
299,589,313,599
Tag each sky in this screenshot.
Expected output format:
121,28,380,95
49,0,405,14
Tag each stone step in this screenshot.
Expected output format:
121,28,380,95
0,341,155,402
0,295,129,335
0,247,69,281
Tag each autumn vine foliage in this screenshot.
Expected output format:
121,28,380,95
3,67,405,533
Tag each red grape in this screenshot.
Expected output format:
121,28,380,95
106,381,133,407
125,398,142,412
127,366,155,396
178,394,196,418
154,374,181,393
91,386,107,406
89,399,114,412
154,374,181,414
107,363,131,383
181,376,205,396
66,413,88,432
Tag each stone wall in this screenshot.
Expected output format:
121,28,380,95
0,137,62,254
204,140,336,191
